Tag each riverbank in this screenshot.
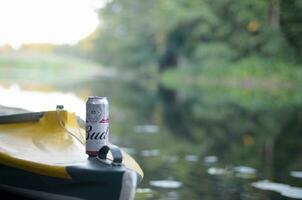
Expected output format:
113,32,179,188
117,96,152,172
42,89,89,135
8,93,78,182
0,52,112,86
161,57,302,108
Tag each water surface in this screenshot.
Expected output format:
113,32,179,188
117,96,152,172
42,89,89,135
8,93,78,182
1,70,302,200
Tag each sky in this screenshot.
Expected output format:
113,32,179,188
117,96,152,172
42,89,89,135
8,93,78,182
0,0,105,48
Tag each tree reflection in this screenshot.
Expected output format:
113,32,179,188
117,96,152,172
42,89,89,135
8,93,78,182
71,78,302,199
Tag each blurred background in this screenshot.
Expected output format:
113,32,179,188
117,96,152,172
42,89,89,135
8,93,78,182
0,0,302,199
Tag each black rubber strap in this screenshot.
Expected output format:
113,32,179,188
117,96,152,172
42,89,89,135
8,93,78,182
98,145,123,164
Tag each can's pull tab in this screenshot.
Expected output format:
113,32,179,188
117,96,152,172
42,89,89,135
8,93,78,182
97,145,123,166
56,105,64,110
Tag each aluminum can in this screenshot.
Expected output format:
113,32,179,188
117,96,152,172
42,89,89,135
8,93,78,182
86,96,109,156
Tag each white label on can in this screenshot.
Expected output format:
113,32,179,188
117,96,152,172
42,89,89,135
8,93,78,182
86,122,109,152
86,104,109,154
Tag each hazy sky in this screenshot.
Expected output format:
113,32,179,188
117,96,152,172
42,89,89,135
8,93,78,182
0,0,105,48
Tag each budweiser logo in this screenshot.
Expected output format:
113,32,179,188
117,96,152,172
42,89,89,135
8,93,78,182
86,125,109,140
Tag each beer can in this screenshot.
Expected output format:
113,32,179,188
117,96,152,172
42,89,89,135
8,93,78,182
86,96,109,156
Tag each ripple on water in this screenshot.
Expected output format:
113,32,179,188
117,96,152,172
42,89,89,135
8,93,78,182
137,188,152,193
149,180,182,189
252,180,302,199
233,166,257,179
184,154,198,162
203,156,218,164
134,125,159,134
121,147,137,155
136,188,154,199
207,167,226,175
140,149,160,157
291,171,302,179
164,155,179,163
233,166,256,174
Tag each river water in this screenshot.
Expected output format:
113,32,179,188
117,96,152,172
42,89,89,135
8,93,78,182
1,72,302,200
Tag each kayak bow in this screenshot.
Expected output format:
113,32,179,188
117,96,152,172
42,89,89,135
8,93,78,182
0,110,143,200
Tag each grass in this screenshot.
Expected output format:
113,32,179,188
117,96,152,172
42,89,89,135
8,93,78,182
0,52,104,86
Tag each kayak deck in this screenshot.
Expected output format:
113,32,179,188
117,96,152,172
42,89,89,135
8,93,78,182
0,110,143,179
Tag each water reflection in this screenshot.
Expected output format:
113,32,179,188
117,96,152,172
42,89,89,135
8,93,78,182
149,180,182,189
207,167,226,176
136,188,154,199
164,155,179,163
252,180,302,199
134,125,159,134
184,155,198,162
291,171,302,179
140,149,160,157
121,147,137,155
137,188,153,193
0,84,85,119
233,166,257,179
1,73,302,200
203,156,218,164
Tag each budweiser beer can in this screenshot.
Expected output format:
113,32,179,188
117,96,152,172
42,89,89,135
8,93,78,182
86,96,109,156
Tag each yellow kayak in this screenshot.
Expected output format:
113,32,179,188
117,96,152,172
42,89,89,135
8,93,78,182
0,109,143,200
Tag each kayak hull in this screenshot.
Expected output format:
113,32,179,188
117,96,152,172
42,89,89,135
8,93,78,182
0,157,139,200
0,110,142,200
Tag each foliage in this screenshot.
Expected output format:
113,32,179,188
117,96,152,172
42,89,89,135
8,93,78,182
92,0,301,72
281,0,302,56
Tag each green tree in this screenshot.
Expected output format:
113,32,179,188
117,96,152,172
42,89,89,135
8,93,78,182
92,0,300,71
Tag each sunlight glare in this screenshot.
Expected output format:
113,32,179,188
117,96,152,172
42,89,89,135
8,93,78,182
0,0,102,48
